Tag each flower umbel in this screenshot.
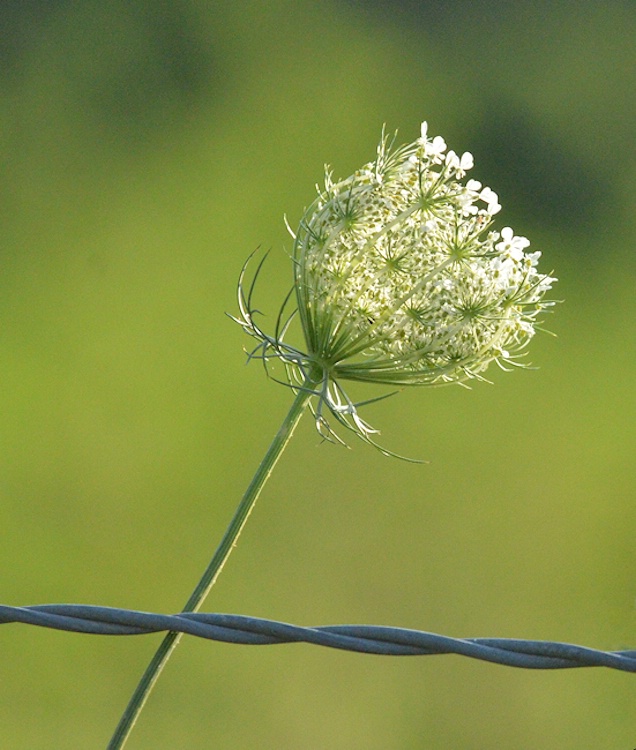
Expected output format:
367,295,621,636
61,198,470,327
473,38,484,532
234,122,556,454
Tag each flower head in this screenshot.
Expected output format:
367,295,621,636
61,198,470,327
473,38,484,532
233,123,556,456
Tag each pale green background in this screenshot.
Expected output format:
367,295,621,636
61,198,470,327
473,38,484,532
1,1,635,747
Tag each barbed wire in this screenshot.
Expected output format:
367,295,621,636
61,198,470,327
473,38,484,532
1,604,634,672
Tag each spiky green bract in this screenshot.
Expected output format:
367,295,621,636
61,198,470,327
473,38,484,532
234,123,556,454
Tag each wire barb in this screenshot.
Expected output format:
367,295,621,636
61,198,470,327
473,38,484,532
1,604,635,672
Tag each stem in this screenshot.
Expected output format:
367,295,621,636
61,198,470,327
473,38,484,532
107,381,314,749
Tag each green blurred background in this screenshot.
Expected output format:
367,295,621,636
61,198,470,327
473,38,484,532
1,1,634,747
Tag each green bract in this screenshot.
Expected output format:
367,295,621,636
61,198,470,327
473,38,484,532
234,123,556,454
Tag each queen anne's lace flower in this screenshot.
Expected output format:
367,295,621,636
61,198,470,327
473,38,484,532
234,123,556,455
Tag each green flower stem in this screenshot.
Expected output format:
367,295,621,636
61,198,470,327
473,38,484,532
107,379,315,750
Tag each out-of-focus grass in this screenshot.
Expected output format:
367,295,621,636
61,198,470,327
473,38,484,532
0,2,634,748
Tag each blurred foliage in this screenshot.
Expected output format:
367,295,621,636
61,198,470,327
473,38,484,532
0,1,634,748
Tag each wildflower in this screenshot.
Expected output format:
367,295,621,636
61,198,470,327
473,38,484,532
233,123,556,454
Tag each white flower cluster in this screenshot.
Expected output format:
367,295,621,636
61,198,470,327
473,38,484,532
234,122,556,453
293,122,556,386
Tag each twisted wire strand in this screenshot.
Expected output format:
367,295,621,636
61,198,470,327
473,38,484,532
1,604,634,672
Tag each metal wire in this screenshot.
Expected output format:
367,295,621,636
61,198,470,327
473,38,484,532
1,604,634,672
